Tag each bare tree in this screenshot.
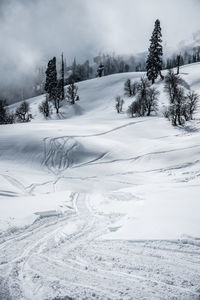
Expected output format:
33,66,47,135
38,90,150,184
184,91,199,120
39,95,52,117
124,79,132,97
15,101,32,122
167,87,186,126
164,70,182,103
136,77,151,116
115,96,124,113
146,87,160,116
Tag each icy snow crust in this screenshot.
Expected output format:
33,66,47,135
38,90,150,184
0,63,200,299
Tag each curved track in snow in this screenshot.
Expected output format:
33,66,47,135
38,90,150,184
0,192,200,300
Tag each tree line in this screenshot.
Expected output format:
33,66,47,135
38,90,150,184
115,19,199,127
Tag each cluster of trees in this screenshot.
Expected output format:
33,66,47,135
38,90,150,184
126,77,159,117
124,79,139,97
0,99,32,124
40,55,80,117
115,77,160,117
0,53,81,124
95,53,130,77
67,58,93,83
44,56,64,114
115,19,199,125
164,70,199,126
165,47,200,71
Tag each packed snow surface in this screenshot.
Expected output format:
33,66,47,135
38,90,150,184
0,63,200,299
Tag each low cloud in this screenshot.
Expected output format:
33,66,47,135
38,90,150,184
0,0,199,98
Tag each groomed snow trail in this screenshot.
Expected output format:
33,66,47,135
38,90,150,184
0,192,200,300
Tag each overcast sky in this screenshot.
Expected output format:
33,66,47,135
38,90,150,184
0,0,200,89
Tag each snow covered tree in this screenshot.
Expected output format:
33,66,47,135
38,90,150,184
0,100,7,124
146,19,163,84
0,99,15,124
66,82,79,104
45,57,57,99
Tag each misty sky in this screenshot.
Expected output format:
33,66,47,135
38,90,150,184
0,0,200,88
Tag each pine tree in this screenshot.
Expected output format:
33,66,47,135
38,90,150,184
61,53,65,99
45,57,57,99
146,19,163,84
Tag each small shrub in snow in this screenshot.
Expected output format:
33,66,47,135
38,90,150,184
184,91,199,121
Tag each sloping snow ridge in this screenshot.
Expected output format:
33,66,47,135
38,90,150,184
0,63,200,299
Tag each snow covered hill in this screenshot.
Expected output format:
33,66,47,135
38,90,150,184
0,63,200,299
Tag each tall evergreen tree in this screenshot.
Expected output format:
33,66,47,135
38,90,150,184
45,57,57,99
61,53,65,99
146,19,163,84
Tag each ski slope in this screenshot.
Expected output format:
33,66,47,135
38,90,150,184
0,63,200,299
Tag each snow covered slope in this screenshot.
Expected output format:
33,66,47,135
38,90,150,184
0,63,200,299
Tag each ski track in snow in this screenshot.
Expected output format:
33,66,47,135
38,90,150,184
1,65,200,299
0,193,200,300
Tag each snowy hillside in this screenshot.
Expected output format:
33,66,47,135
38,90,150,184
1,63,200,299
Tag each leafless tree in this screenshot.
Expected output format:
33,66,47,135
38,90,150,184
15,101,32,122
39,95,52,117
146,87,160,116
115,96,124,113
184,91,199,120
164,70,182,103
